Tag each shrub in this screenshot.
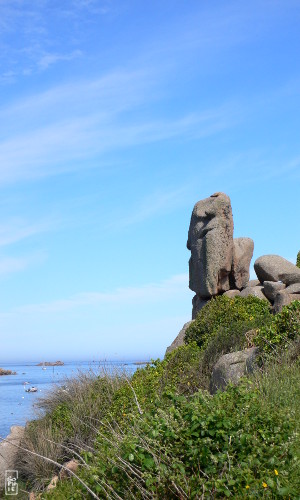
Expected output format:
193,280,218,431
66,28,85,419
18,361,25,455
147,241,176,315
47,362,300,499
185,295,272,351
255,300,300,354
297,250,300,268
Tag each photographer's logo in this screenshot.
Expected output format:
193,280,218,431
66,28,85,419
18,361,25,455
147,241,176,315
5,470,18,496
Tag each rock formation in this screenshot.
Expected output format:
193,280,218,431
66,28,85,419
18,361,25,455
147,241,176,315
187,192,255,318
36,361,64,366
166,321,194,354
0,368,16,375
210,347,259,393
165,192,300,356
230,237,254,290
254,255,300,284
187,192,234,298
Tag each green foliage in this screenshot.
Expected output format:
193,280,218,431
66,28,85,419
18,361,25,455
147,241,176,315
185,295,272,351
255,300,300,354
46,360,300,499
50,403,73,434
296,250,300,268
110,343,203,420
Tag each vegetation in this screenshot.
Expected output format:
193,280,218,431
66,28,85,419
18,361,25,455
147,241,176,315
255,300,300,354
185,294,272,351
296,250,300,268
12,297,300,498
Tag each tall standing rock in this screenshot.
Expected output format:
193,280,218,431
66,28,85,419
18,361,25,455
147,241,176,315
230,237,254,290
187,192,234,298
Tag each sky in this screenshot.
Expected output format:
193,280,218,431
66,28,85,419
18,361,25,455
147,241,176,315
0,0,300,362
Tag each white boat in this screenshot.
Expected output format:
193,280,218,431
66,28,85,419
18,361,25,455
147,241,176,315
25,386,38,393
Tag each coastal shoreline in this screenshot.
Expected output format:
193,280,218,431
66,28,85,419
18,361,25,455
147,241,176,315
0,425,25,489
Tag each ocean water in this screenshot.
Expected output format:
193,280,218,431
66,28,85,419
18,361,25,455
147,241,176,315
0,361,138,439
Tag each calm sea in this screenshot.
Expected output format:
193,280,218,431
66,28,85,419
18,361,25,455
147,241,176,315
0,361,138,439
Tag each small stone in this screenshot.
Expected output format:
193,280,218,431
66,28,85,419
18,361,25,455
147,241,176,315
210,347,259,394
240,286,269,301
60,459,79,479
223,289,241,298
244,279,261,288
263,281,286,302
273,290,300,313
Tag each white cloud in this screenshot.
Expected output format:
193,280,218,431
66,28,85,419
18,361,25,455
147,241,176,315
38,50,83,70
15,273,189,314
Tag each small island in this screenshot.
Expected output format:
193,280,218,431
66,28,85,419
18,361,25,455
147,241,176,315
36,361,64,366
0,367,17,375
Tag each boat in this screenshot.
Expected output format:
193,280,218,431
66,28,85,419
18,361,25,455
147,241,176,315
42,362,46,370
25,386,38,393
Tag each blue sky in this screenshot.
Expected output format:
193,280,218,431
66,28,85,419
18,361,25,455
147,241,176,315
0,0,300,362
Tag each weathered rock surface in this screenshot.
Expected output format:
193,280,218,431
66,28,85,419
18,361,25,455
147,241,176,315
60,459,79,479
273,290,300,313
244,279,261,288
254,255,300,284
0,426,24,489
285,283,300,294
192,295,208,319
223,289,241,298
240,285,268,301
165,321,194,355
230,237,254,290
279,272,300,286
263,281,286,302
187,192,234,298
210,347,259,394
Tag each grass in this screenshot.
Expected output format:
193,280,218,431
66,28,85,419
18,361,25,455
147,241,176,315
12,299,300,498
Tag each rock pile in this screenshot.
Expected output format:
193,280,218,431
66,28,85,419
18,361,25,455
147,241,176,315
187,192,300,318
166,191,300,355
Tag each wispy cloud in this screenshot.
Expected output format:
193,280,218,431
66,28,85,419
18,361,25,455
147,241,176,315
15,273,189,314
38,50,83,70
0,218,57,247
113,186,190,228
0,69,237,183
0,252,46,275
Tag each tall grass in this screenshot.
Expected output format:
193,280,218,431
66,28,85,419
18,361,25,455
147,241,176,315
18,365,131,489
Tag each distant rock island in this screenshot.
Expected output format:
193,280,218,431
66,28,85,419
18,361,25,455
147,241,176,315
36,361,64,366
0,368,16,375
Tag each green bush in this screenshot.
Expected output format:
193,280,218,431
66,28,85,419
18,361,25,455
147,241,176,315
255,300,300,354
297,250,300,268
185,295,272,351
110,343,203,421
47,363,299,499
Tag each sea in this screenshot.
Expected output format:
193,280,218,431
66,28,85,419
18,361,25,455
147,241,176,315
0,361,139,439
